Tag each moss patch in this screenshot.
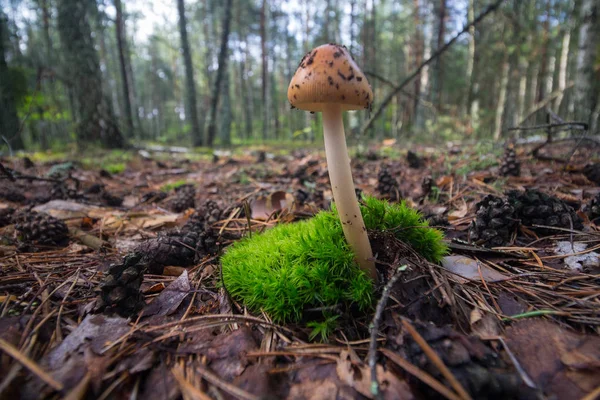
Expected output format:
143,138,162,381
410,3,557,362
221,197,447,323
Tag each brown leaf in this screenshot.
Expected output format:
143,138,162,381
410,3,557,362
441,256,509,283
251,191,294,220
144,270,191,316
336,350,413,400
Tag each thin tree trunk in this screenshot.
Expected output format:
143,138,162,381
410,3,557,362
177,0,202,146
574,0,599,126
554,28,571,112
466,0,478,129
412,0,423,126
207,0,233,146
434,0,447,109
260,0,269,141
114,0,134,138
494,60,510,140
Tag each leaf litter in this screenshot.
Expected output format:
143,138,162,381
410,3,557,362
0,141,599,399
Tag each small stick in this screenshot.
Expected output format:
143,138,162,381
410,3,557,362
0,338,63,391
402,318,472,400
368,263,407,398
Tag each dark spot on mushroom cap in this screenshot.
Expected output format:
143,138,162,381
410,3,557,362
333,51,342,58
328,61,333,67
293,94,297,99
357,77,363,82
327,76,334,85
341,95,345,100
337,70,347,80
336,83,339,89
294,84,300,89
348,74,355,81
307,57,314,66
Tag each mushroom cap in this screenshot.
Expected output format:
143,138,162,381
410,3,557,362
288,43,373,113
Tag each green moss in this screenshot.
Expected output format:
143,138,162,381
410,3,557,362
161,180,191,192
221,197,447,323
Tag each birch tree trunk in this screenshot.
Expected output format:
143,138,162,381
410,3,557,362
493,60,509,140
553,28,571,112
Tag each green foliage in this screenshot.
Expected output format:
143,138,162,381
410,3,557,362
307,315,339,342
103,162,126,174
221,197,447,323
161,180,191,192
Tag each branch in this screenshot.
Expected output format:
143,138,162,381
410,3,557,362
360,0,505,135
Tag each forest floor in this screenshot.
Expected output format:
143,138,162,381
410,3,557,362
0,138,599,399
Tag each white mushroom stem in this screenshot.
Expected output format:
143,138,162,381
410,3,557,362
322,103,376,281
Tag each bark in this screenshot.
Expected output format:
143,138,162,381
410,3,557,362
207,0,233,146
177,0,203,146
536,0,551,103
57,0,124,148
574,0,599,125
0,10,23,150
114,0,134,138
220,66,232,146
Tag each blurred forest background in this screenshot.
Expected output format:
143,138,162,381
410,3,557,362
0,0,598,151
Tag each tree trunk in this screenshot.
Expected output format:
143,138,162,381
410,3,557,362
220,65,232,146
0,9,23,150
412,0,423,126
114,0,134,138
466,0,478,130
574,0,599,126
207,0,233,146
177,0,203,146
260,0,269,141
434,0,447,109
554,28,571,112
57,0,124,148
493,60,510,140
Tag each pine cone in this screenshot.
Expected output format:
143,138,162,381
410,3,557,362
588,193,600,223
508,190,583,233
0,207,14,227
97,253,146,317
14,211,69,247
469,195,518,247
407,151,422,169
583,163,600,185
135,230,200,274
499,144,520,177
101,191,123,207
50,182,78,200
169,184,196,212
377,168,401,201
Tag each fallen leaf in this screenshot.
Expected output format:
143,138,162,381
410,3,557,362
144,270,191,316
441,255,509,283
251,191,294,220
448,201,468,219
555,241,599,271
336,350,413,399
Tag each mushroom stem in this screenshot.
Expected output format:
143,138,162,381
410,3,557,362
322,103,376,281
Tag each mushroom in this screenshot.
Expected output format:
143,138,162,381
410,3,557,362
288,43,376,281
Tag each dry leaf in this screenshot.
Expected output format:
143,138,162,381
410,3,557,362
441,256,509,283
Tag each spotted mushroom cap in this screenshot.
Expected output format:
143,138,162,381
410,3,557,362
288,43,373,112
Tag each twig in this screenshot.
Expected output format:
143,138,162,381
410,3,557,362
402,318,472,400
368,263,407,399
0,338,63,391
360,0,504,135
381,348,462,400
